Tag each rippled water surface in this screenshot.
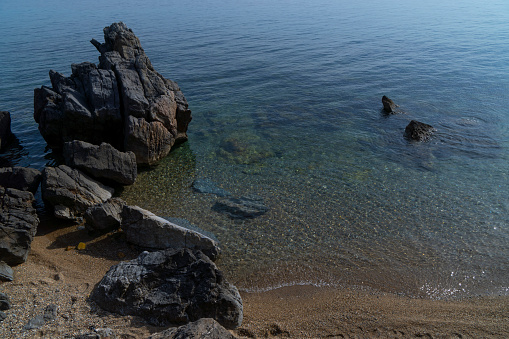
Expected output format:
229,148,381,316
1,0,508,298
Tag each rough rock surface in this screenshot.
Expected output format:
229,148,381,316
148,318,237,339
63,140,137,185
121,205,220,260
23,304,57,330
0,261,14,281
91,248,243,329
0,111,13,150
41,165,114,221
0,167,42,194
212,195,269,219
382,95,398,113
404,120,435,141
0,187,39,265
0,292,10,310
84,198,126,232
34,22,191,165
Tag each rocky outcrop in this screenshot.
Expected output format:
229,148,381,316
41,165,114,221
0,187,39,265
121,205,220,260
0,261,14,281
213,195,269,219
34,22,191,165
84,198,126,232
382,95,398,113
148,318,237,339
0,111,13,150
404,120,435,141
63,140,137,185
91,248,243,329
0,167,42,194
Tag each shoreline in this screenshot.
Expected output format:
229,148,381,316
0,225,507,338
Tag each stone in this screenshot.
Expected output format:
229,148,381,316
0,261,13,281
84,198,126,232
23,304,57,330
0,111,13,150
74,328,116,339
212,195,269,219
0,167,42,194
192,178,231,197
121,205,220,260
63,140,137,185
382,95,398,113
91,248,243,329
148,318,237,339
404,120,435,141
41,165,114,221
0,292,10,310
0,187,39,265
34,22,191,166
0,311,6,322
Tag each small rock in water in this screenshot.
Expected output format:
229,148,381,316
404,120,435,141
0,261,14,281
192,178,231,197
213,195,269,219
382,95,398,113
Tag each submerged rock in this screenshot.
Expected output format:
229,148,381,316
91,248,243,329
34,22,191,165
404,120,435,141
148,318,237,339
213,195,269,219
192,178,231,197
382,95,398,113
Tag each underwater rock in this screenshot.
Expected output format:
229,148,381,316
192,178,231,197
212,195,269,219
404,120,435,141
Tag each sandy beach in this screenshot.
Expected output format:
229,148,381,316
0,222,507,338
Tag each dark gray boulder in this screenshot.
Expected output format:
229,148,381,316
0,261,13,281
84,198,126,232
34,22,191,165
0,167,42,194
0,187,39,265
148,318,237,339
404,120,435,141
0,111,13,150
0,292,10,311
63,140,137,185
91,248,243,329
41,165,114,221
382,95,398,113
121,205,220,260
213,195,269,219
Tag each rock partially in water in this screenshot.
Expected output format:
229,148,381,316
0,167,42,194
148,318,237,339
192,178,231,197
41,165,114,222
34,22,192,165
121,205,220,260
63,140,137,185
91,248,243,329
382,95,398,113
0,111,13,150
213,195,269,219
84,198,126,232
0,187,39,265
404,120,436,141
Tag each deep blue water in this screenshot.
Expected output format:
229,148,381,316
1,0,508,298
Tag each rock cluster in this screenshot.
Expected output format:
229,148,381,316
34,22,191,166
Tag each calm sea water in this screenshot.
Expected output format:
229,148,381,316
1,0,508,298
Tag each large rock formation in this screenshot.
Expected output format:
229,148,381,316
41,165,114,221
0,167,42,194
0,112,13,150
121,205,220,260
0,187,39,265
34,22,192,165
63,140,137,185
91,248,243,329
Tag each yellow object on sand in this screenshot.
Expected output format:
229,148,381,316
77,242,86,250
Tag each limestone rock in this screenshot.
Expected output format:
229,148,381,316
84,198,126,232
0,167,42,194
0,187,39,265
91,248,243,329
404,120,435,141
63,140,137,185
41,165,114,221
148,318,237,339
121,205,220,260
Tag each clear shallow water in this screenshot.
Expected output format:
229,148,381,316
1,0,508,298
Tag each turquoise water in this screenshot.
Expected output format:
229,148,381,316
1,0,508,298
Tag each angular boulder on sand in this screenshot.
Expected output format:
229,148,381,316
404,120,435,141
91,248,243,329
121,205,220,260
148,318,237,339
84,198,126,232
0,187,39,265
0,167,42,194
63,140,137,185
41,165,114,221
34,22,192,165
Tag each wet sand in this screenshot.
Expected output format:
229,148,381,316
0,224,507,338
